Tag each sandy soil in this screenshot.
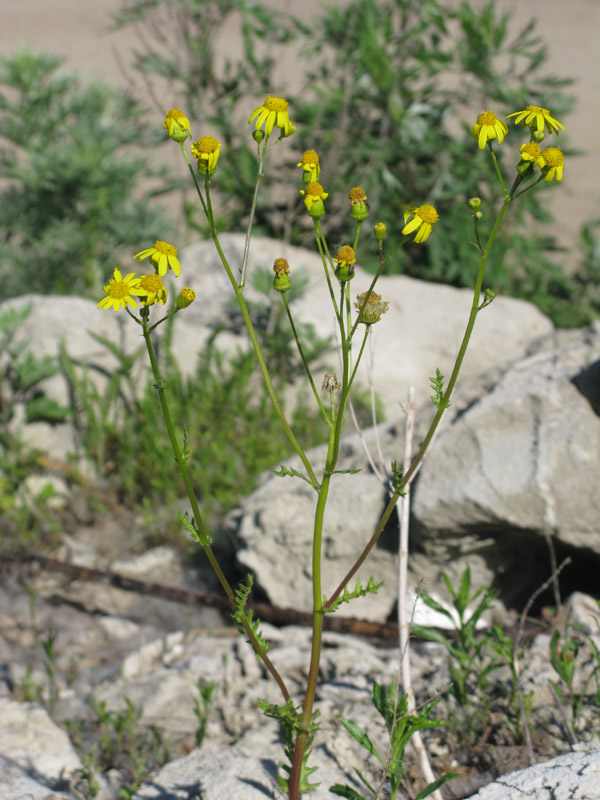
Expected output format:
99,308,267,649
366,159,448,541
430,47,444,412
2,0,599,258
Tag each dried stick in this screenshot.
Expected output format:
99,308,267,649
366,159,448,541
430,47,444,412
396,387,443,800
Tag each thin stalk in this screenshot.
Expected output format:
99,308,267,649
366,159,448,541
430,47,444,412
289,318,352,799
489,146,508,197
326,194,512,609
349,239,406,340
240,139,268,288
204,181,319,490
314,221,341,323
282,293,330,424
140,317,290,701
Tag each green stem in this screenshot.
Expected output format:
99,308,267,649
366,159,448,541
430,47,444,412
204,182,319,490
348,327,369,390
240,140,267,288
489,145,508,197
282,293,330,424
349,240,405,340
141,317,291,701
314,221,341,323
326,194,513,610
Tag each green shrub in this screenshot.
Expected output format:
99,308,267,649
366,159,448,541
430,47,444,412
0,49,171,298
112,0,591,325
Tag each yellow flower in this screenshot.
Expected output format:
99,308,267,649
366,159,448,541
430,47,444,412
163,108,191,143
334,245,356,268
191,135,221,175
248,96,294,137
133,241,181,278
507,105,565,136
472,111,508,150
519,142,541,163
300,181,328,218
138,273,168,306
537,146,565,182
402,204,439,243
97,269,144,313
354,291,389,325
177,287,196,309
297,150,320,182
333,245,356,281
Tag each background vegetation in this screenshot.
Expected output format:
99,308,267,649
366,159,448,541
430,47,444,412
0,0,598,545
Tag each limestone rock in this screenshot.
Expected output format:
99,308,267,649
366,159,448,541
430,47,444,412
463,749,600,800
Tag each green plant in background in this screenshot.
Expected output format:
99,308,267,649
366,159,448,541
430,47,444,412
60,283,328,531
94,79,569,796
0,304,70,550
0,49,171,299
413,567,503,746
332,683,452,800
110,0,594,326
193,678,217,748
87,697,170,799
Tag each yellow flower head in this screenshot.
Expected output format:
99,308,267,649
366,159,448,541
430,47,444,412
519,142,541,163
507,105,565,136
97,269,144,313
248,96,294,137
133,241,181,278
297,150,320,182
537,146,565,182
191,135,221,175
472,111,508,150
138,273,168,307
333,245,356,281
334,245,356,268
402,204,439,243
300,181,328,218
163,108,191,143
354,291,389,325
177,287,196,309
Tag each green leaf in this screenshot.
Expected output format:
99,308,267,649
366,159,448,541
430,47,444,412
339,718,384,765
25,396,70,424
272,464,313,486
329,785,367,800
177,510,208,544
323,576,384,613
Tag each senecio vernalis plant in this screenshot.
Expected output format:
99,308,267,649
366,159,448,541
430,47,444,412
98,98,566,798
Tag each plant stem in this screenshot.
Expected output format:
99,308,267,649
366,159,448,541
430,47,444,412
204,181,319,490
282,293,330,424
326,194,512,609
141,317,291,702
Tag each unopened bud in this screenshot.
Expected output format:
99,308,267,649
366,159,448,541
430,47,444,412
374,222,387,241
468,197,482,212
532,130,545,144
252,130,265,143
177,287,196,309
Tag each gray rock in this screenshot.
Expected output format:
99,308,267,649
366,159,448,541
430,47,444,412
0,699,83,800
411,322,600,606
464,749,600,800
0,233,552,466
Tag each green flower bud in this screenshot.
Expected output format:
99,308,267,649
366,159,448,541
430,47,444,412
374,222,387,241
252,129,265,143
177,287,196,309
468,197,482,212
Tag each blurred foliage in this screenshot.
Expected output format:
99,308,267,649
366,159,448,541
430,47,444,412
111,0,600,327
0,304,70,551
0,49,171,298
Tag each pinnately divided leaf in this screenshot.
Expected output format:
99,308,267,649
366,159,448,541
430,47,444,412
323,576,384,613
